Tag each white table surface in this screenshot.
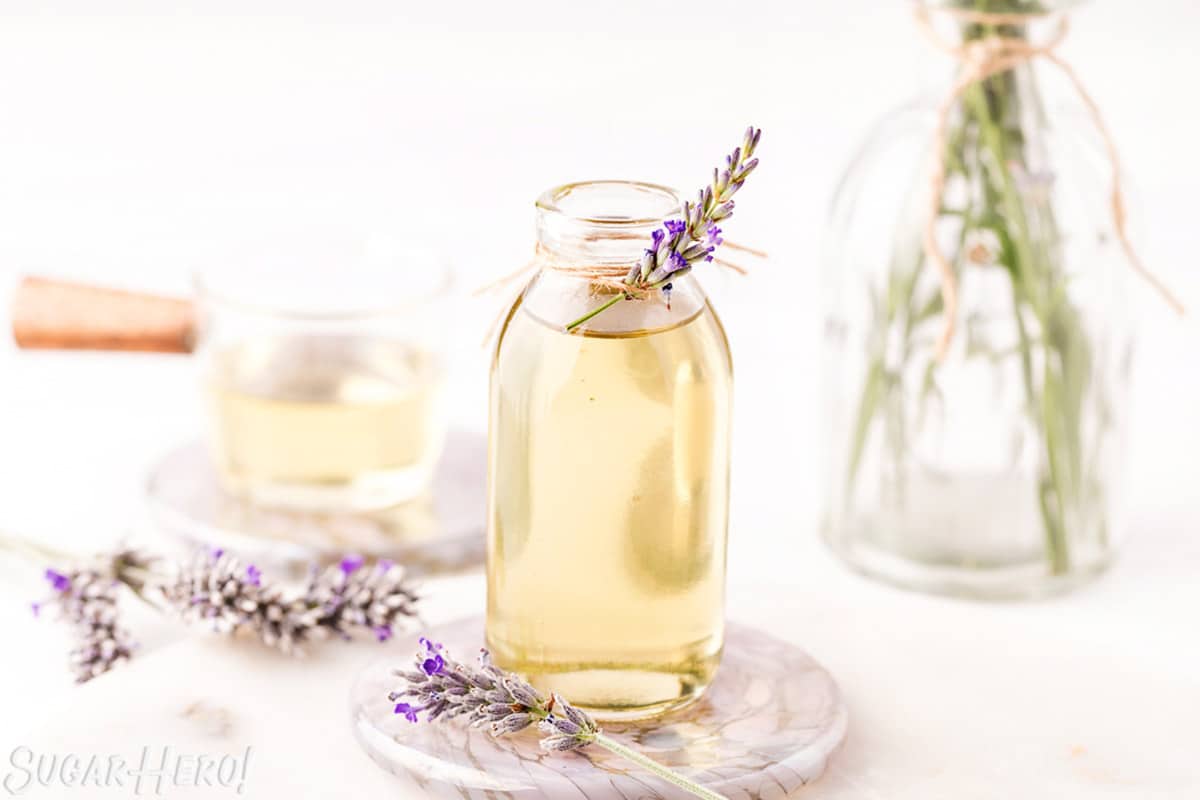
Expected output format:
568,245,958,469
1,1,1198,798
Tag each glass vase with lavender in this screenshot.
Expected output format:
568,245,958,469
821,1,1180,598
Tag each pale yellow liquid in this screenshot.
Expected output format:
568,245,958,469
205,336,444,510
487,297,732,718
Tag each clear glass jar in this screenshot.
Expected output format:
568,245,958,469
487,181,733,719
194,234,453,512
822,1,1133,599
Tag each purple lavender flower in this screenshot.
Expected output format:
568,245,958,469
667,250,689,274
374,626,394,643
705,224,724,248
340,554,365,574
418,636,445,675
45,568,72,593
394,702,421,723
664,219,687,237
245,564,262,586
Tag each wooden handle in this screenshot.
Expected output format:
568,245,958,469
11,276,196,354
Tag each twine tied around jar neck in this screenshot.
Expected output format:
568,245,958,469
915,2,1185,361
474,240,764,343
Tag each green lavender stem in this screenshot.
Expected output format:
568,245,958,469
521,704,725,800
961,74,1073,573
564,292,626,332
564,273,679,333
591,734,727,800
511,702,726,799
0,530,76,564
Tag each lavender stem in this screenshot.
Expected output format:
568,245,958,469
0,531,76,565
592,733,726,800
564,292,626,332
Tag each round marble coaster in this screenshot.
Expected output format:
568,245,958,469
145,430,485,578
350,617,848,799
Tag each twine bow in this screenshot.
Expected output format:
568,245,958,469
477,245,656,301
475,241,764,345
916,3,1185,360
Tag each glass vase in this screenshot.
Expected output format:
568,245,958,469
487,181,733,719
822,1,1136,599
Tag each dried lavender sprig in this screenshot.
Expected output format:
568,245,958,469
34,558,143,683
564,126,762,332
159,550,419,653
6,529,421,682
388,640,727,800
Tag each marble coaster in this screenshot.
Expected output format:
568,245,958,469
350,617,848,799
145,430,485,578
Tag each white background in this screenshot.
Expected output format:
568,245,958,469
0,1,1198,798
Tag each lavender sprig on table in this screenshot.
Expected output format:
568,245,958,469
162,550,418,653
13,533,420,682
388,639,727,800
564,126,762,332
34,557,144,683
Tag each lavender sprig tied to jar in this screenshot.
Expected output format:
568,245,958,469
564,126,762,331
389,639,728,800
10,532,419,683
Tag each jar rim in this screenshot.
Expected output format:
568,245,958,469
536,180,682,227
535,181,683,265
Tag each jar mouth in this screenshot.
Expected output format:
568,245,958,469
536,181,682,265
536,180,682,227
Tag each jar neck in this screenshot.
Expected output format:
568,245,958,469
521,269,707,335
535,180,682,267
527,180,709,334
